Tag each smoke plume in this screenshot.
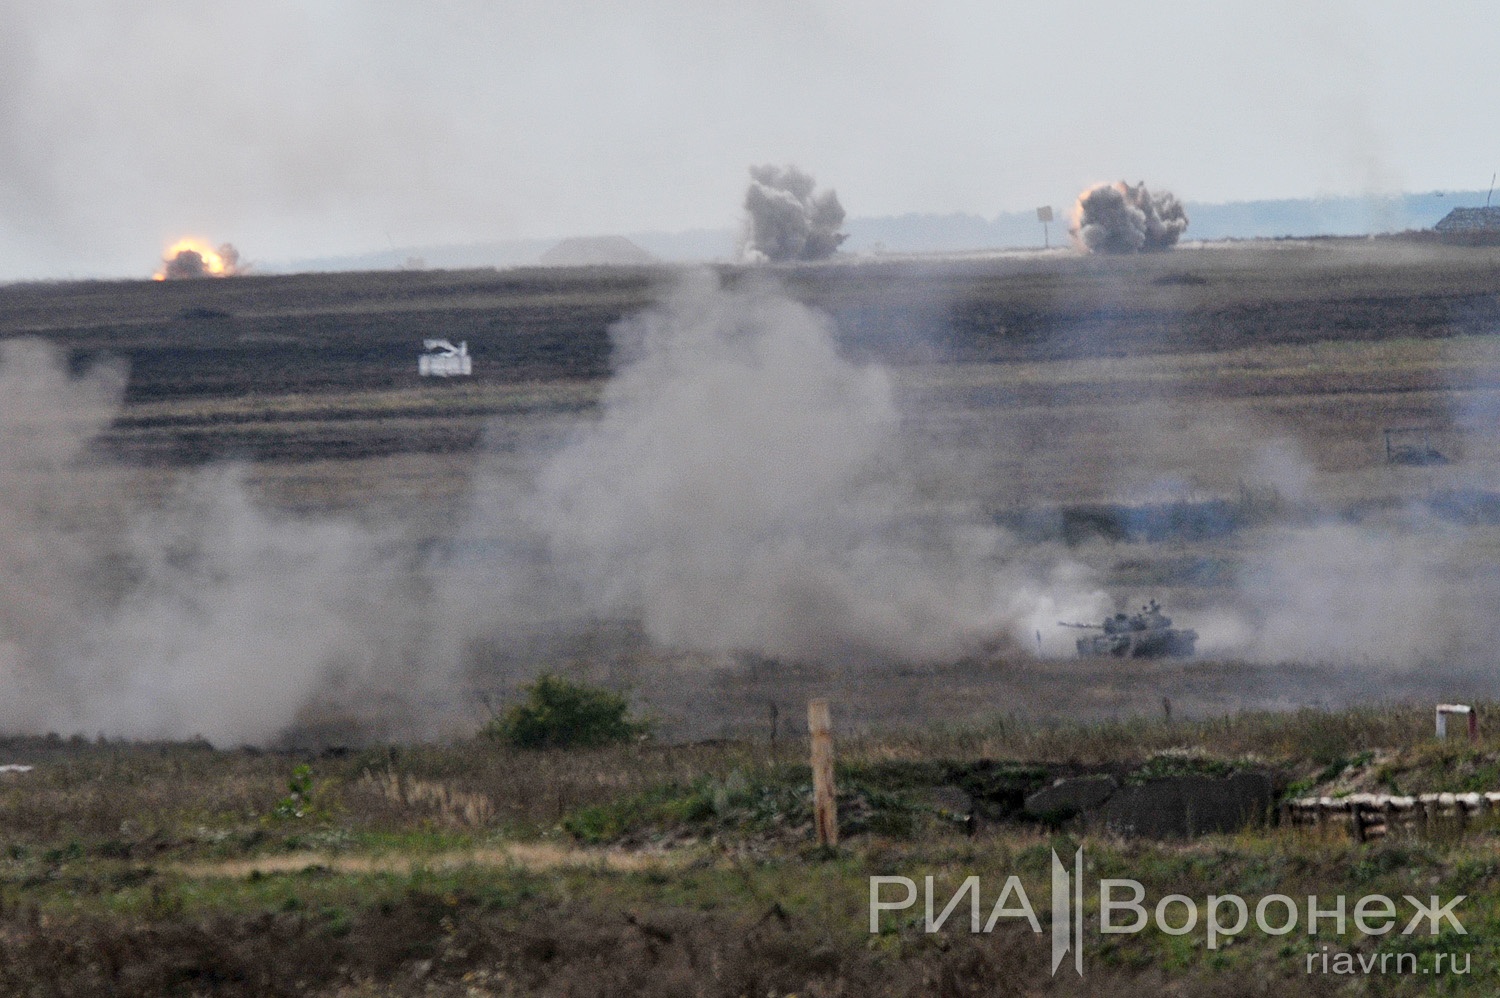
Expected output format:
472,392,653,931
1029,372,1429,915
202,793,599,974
741,165,847,263
1227,519,1489,665
0,276,1110,744
501,272,1089,663
1070,181,1188,253
0,340,439,745
1215,372,1500,667
1111,423,1500,670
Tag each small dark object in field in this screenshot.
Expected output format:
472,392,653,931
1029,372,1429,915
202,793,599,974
624,911,674,944
1383,426,1449,466
177,306,232,320
1387,446,1449,466
757,902,792,926
1152,272,1208,286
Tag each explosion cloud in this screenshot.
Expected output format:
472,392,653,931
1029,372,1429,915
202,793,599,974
741,165,847,263
0,279,1105,745
1070,181,1188,253
154,238,242,280
507,272,1096,663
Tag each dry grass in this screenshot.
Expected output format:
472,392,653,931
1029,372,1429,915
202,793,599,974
0,704,1455,848
355,769,496,829
1,703,1493,995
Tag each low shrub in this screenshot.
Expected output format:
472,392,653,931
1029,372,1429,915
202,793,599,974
484,674,651,750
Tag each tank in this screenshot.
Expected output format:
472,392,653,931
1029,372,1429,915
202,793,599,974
1060,599,1198,658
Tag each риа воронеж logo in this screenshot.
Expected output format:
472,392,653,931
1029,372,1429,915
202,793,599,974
870,847,1467,978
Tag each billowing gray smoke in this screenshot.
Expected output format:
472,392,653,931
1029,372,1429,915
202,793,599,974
0,276,1110,743
0,340,441,744
1064,390,1500,672
1070,181,1187,253
741,165,847,263
1180,438,1500,669
497,272,1094,663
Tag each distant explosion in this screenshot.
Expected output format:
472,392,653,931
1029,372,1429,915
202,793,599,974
154,238,242,280
1070,181,1188,254
741,165,847,263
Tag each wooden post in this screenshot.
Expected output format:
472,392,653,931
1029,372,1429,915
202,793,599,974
808,699,838,848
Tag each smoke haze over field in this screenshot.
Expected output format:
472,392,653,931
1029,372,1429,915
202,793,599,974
415,275,1111,667
1070,181,1188,253
1180,436,1500,666
0,279,1108,742
511,274,1100,661
0,341,441,744
1079,382,1500,670
741,166,847,263
3,270,1498,744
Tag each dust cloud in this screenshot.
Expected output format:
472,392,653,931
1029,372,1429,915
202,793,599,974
16,265,1484,745
1228,518,1486,665
1213,379,1500,667
0,341,440,745
1070,181,1188,253
1128,428,1498,670
0,276,1109,744
510,273,1094,662
740,165,847,263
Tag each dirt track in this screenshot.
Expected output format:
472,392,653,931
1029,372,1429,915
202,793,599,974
176,842,683,880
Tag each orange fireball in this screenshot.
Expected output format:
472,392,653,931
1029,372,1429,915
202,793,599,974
153,238,241,280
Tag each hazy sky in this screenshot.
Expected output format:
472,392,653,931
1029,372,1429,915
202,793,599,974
4,1,1500,280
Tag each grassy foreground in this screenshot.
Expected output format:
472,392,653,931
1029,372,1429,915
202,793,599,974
0,704,1495,995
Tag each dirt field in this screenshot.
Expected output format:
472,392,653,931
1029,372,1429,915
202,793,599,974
4,238,1500,742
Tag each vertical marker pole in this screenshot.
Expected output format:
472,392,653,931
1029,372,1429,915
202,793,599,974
808,699,838,848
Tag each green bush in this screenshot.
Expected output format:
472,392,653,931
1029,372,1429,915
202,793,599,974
485,674,651,749
268,763,322,821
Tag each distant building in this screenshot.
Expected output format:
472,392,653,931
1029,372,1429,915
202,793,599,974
1434,207,1500,233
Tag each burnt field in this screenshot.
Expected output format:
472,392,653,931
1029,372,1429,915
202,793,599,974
0,238,1495,466
2,238,1500,743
